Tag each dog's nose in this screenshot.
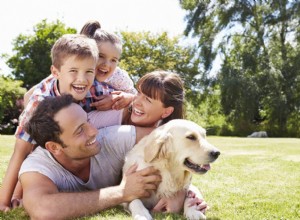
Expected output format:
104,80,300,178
210,150,220,159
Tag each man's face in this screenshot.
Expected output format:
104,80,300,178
53,55,96,101
54,103,100,160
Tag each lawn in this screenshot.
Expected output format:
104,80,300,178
0,135,299,220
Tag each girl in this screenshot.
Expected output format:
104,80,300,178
80,20,136,111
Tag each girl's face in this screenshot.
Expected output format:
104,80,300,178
95,41,120,82
131,91,173,127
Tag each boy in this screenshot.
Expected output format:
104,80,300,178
0,34,99,211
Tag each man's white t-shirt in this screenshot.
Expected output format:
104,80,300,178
19,125,136,192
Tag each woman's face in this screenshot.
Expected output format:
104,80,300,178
131,91,173,127
95,41,120,82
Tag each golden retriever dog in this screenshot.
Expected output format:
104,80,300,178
123,119,220,220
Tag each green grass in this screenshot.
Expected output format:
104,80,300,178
1,135,300,220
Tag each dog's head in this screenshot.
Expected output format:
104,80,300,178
144,119,220,174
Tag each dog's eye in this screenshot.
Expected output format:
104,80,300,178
186,134,197,141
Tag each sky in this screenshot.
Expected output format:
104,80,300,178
0,0,188,74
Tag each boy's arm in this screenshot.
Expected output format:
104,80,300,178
23,85,36,107
24,74,53,108
20,165,161,219
11,181,23,208
0,81,47,211
0,139,33,211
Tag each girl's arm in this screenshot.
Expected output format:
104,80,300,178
111,91,135,110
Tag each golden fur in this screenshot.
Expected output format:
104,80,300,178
123,119,220,220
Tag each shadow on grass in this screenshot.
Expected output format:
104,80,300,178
0,206,221,220
80,206,221,220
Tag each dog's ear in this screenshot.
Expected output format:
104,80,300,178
144,130,171,163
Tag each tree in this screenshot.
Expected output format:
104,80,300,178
179,0,300,137
0,76,26,134
6,19,76,89
119,31,203,103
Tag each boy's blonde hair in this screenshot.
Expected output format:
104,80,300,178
51,34,99,69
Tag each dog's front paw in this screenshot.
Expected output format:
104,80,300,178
133,212,153,220
184,205,206,220
184,197,206,220
129,199,153,220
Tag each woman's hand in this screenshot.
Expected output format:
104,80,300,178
186,189,208,214
152,189,186,213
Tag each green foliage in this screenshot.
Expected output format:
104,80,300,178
120,31,198,76
0,76,26,134
120,31,179,77
6,19,76,89
186,88,226,136
179,0,300,137
119,31,210,109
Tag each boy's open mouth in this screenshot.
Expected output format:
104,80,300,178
72,85,86,93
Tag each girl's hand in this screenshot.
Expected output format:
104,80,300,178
90,95,114,111
111,91,135,110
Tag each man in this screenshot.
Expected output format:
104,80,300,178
19,94,161,219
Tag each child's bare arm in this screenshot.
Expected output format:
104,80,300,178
23,86,36,107
0,139,33,211
11,181,23,208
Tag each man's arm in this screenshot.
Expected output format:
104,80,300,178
21,166,161,220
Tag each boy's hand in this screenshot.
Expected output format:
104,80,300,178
111,91,135,110
0,203,10,212
11,198,22,209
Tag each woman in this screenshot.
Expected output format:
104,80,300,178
88,70,185,129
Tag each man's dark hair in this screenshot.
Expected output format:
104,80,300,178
25,94,74,148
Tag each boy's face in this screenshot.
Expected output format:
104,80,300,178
52,55,96,101
96,41,121,82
